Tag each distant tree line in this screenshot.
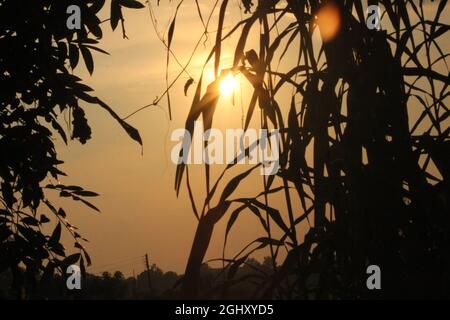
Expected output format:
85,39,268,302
0,258,275,299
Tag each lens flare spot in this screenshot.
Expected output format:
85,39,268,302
316,2,341,42
219,73,238,96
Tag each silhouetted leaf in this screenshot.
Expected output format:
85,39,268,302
62,253,81,267
21,217,39,226
120,0,145,9
225,204,246,244
73,190,99,197
215,0,228,78
220,165,259,203
48,222,62,247
40,214,50,224
168,15,176,49
111,0,122,30
72,195,100,212
69,44,79,69
57,208,67,218
184,78,194,96
96,99,143,146
80,46,94,75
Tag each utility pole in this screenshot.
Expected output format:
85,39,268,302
144,253,153,293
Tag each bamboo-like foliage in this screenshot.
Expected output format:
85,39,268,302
165,0,449,299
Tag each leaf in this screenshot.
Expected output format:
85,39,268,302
225,204,246,244
220,165,259,203
90,0,106,14
175,75,203,194
184,78,194,96
72,195,100,212
96,99,143,146
215,0,228,78
245,49,259,69
85,45,110,55
228,254,248,279
1,182,16,207
50,115,68,144
60,190,71,197
273,65,310,94
250,199,290,235
242,0,254,13
57,208,67,218
80,46,94,75
40,214,50,224
63,186,83,191
168,15,176,49
72,81,94,93
432,1,448,38
16,225,33,242
233,13,258,68
74,242,84,249
85,12,103,38
167,0,184,49
185,166,199,220
73,190,99,197
110,0,122,31
119,0,145,9
69,43,79,69
256,237,284,247
40,262,55,284
51,243,66,257
201,78,222,132
244,90,258,131
49,222,62,247
83,249,92,266
21,216,39,226
165,0,183,121
80,255,86,276
194,0,206,29
259,89,277,127
62,253,81,267
247,204,268,232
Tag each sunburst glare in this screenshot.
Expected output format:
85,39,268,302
219,73,238,97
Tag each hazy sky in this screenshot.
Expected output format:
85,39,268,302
52,1,449,276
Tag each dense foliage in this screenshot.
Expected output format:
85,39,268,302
169,0,450,298
0,0,143,298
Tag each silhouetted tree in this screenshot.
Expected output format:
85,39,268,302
164,0,449,299
0,0,144,298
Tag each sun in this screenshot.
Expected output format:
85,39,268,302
219,73,238,97
316,2,341,42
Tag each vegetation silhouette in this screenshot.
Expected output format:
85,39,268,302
164,0,450,299
0,0,144,299
0,259,274,299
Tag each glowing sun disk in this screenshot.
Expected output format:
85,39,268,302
219,74,238,96
317,2,341,42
